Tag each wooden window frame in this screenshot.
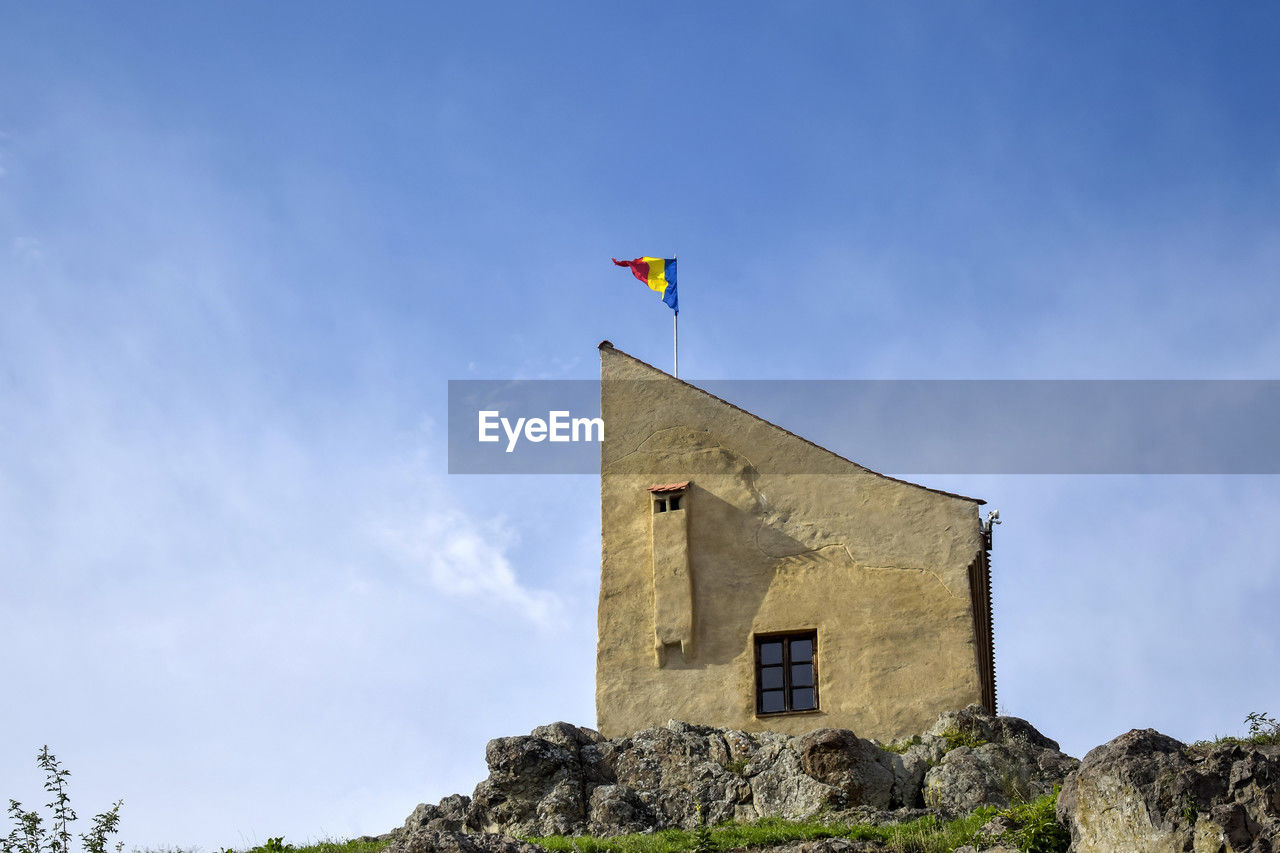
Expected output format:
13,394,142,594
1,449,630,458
754,631,819,716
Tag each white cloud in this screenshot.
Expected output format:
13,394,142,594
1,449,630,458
923,474,1280,758
0,108,588,850
373,508,564,631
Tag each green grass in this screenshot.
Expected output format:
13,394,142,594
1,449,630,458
527,791,1069,853
283,841,389,853
878,735,922,755
201,839,390,853
529,808,1010,853
1187,711,1280,756
1001,791,1070,853
192,795,1070,853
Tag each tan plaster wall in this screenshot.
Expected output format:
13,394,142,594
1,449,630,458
651,505,693,658
596,345,987,741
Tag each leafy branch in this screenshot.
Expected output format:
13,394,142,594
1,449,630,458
2,747,122,853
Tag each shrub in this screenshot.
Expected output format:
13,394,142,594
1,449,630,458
2,747,122,853
1244,711,1280,746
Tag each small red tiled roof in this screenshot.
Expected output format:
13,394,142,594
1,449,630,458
647,481,690,493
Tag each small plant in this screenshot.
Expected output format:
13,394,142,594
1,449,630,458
690,804,714,853
938,726,987,752
234,839,294,853
2,747,122,853
998,789,1070,853
1245,711,1280,745
1188,711,1280,755
1180,795,1198,826
210,841,386,853
724,759,749,776
995,769,1030,805
880,735,922,755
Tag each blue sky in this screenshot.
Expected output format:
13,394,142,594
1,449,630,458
2,2,1279,849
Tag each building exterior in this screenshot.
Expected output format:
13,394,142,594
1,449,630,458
596,342,995,741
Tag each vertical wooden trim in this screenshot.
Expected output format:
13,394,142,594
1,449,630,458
968,538,997,714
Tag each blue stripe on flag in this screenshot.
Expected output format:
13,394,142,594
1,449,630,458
663,258,678,312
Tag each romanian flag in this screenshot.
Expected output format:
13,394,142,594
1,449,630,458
612,257,678,313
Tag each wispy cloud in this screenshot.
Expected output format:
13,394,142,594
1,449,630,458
372,508,564,630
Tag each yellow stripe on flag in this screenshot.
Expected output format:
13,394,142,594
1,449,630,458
643,257,666,293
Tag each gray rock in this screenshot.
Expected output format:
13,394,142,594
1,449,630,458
579,739,619,787
386,830,540,853
465,727,594,836
403,794,471,834
1058,728,1280,853
586,784,656,835
399,709,1080,838
791,729,894,809
920,705,1078,814
749,743,844,819
884,740,947,808
924,741,1077,814
966,813,1033,851
761,840,883,853
928,705,1061,751
820,805,933,827
609,721,750,828
531,722,605,749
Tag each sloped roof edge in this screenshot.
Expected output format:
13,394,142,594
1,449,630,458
598,340,985,505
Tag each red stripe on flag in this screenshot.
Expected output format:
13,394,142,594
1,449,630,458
613,257,651,286
631,260,650,284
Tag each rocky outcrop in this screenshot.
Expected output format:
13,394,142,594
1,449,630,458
385,830,540,853
923,707,1080,814
385,709,1280,852
1058,728,1280,852
403,794,471,834
793,729,896,810
396,705,1076,840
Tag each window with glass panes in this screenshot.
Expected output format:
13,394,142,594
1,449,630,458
755,632,818,714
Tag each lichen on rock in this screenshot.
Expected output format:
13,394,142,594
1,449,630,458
394,705,1081,841
1057,727,1280,852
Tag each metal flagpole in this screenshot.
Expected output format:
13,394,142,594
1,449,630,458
673,250,678,378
